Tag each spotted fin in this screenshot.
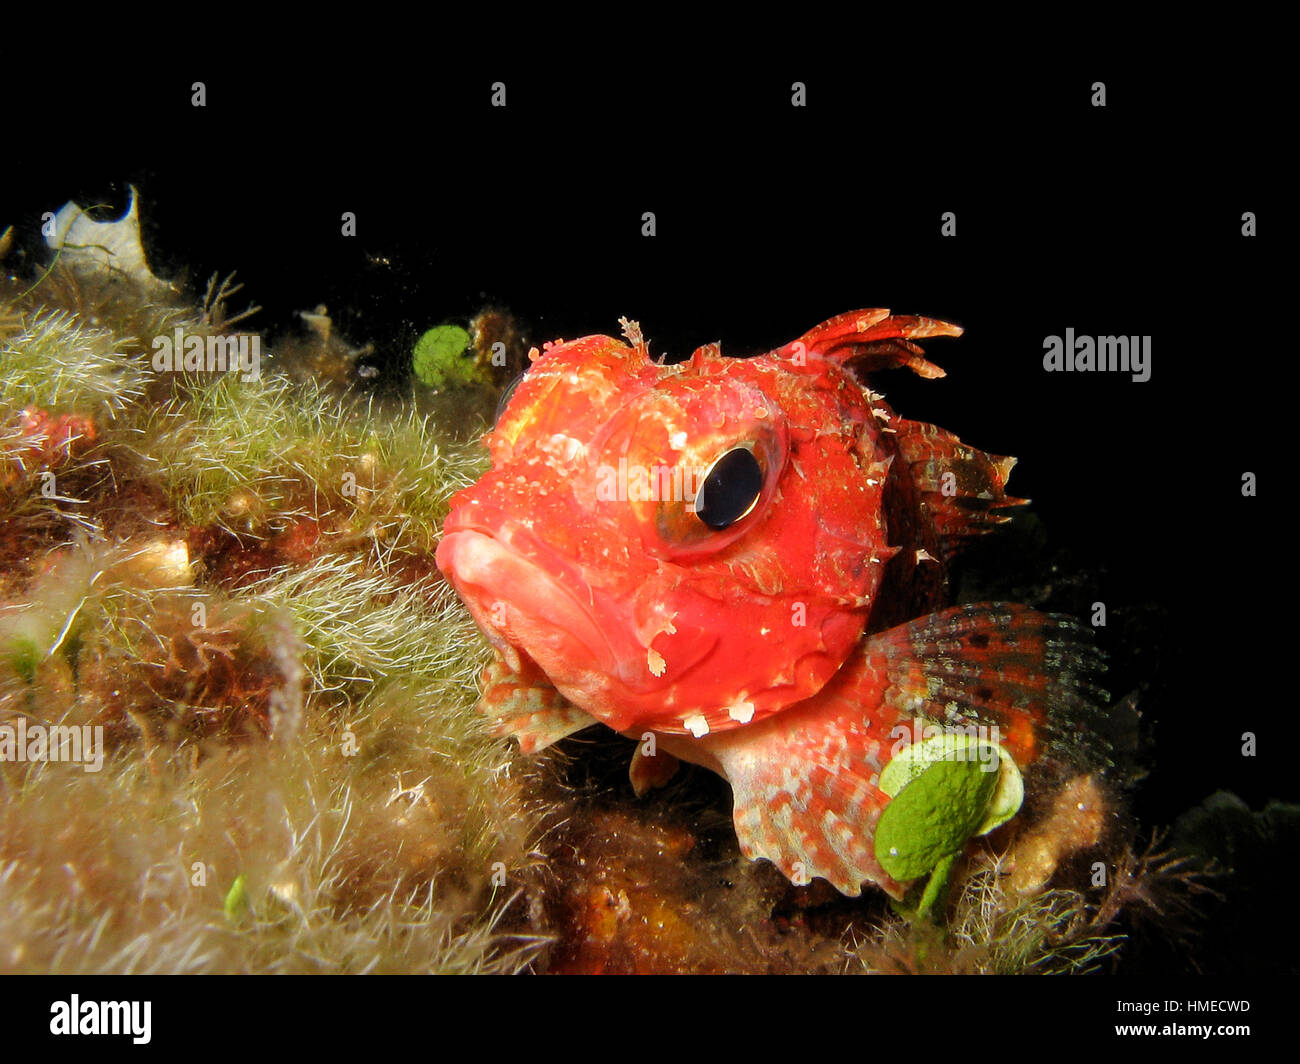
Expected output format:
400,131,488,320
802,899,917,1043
868,602,1106,766
695,603,1104,897
478,657,597,753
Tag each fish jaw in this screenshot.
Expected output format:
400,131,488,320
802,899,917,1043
436,526,627,719
437,513,727,733
431,530,603,681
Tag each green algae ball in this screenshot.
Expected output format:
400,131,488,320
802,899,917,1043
874,733,1021,883
880,731,1025,837
412,325,486,390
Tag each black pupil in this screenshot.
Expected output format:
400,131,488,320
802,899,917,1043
696,448,763,531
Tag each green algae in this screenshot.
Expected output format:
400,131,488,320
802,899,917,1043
0,207,538,974
413,324,488,390
876,749,999,883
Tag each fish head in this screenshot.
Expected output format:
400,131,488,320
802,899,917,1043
437,319,902,736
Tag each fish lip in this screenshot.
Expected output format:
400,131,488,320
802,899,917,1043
436,525,617,689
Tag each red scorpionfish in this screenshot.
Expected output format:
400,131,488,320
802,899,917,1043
436,309,1100,898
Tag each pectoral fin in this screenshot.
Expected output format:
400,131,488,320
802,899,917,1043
629,742,681,796
478,656,597,753
685,603,1104,897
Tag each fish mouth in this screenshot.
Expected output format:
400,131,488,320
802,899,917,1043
436,524,617,693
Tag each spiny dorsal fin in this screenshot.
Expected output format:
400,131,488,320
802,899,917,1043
892,417,1026,561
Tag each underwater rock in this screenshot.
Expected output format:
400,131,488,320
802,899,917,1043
1158,791,1300,975
1172,790,1300,869
533,802,851,974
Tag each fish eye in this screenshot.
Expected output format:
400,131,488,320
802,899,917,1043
694,447,763,531
494,372,527,424
633,385,787,559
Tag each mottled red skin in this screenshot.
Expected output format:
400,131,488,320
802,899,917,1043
440,312,961,737
437,310,1073,897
